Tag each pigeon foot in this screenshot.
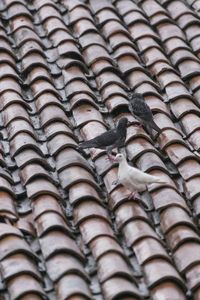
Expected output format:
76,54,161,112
106,154,116,162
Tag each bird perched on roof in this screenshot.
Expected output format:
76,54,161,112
128,93,161,136
78,117,129,161
112,153,166,199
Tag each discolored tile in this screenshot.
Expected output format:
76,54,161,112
157,22,186,42
46,254,87,282
7,275,45,300
115,201,149,231
165,143,195,166
38,6,61,23
0,235,37,261
73,19,98,37
40,230,84,261
32,194,63,219
7,3,32,20
49,29,75,47
20,163,54,185
35,211,71,237
55,274,92,299
73,104,104,128
26,178,60,200
115,0,142,16
79,31,107,50
31,80,61,99
124,11,148,26
127,70,160,90
129,22,160,41
179,159,200,180
90,0,115,15
1,253,41,282
185,263,200,290
1,0,200,298
98,252,134,283
43,17,67,36
2,103,30,127
69,6,93,25
73,200,109,225
102,276,140,300
184,177,200,201
90,236,124,260
14,149,50,170
39,105,71,128
80,217,114,244
0,191,17,221
18,40,44,60
166,225,200,251
102,20,131,39
14,27,44,48
10,132,43,157
122,219,159,247
59,166,99,192
151,282,187,300
143,258,184,289
160,206,194,234
134,237,170,265
170,97,199,120
109,32,135,50
174,242,200,273
96,9,121,26
141,0,167,17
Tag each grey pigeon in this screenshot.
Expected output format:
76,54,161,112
79,117,128,160
113,153,166,199
128,93,161,136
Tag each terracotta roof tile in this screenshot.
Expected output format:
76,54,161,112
0,0,200,298
151,282,187,300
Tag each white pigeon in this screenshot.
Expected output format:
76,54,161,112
113,153,166,199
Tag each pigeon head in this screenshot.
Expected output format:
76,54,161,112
115,153,125,163
131,93,144,102
117,117,129,129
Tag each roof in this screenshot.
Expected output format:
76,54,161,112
0,0,200,299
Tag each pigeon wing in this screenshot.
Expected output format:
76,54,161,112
130,99,153,123
128,166,163,184
79,128,118,149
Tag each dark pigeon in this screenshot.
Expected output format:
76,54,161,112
79,117,129,160
128,93,161,136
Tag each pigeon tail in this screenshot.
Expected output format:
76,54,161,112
151,177,167,184
149,120,162,134
79,140,97,149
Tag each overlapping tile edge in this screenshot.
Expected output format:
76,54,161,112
0,0,199,299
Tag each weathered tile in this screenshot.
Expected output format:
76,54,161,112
143,258,185,289
80,218,114,244
102,277,140,300
174,242,200,273
151,282,187,300
46,254,87,282
1,254,41,281
90,236,124,260
166,225,200,251
160,206,194,234
74,200,109,225
0,0,200,298
7,275,45,299
122,220,159,247
55,274,92,299
40,230,84,261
